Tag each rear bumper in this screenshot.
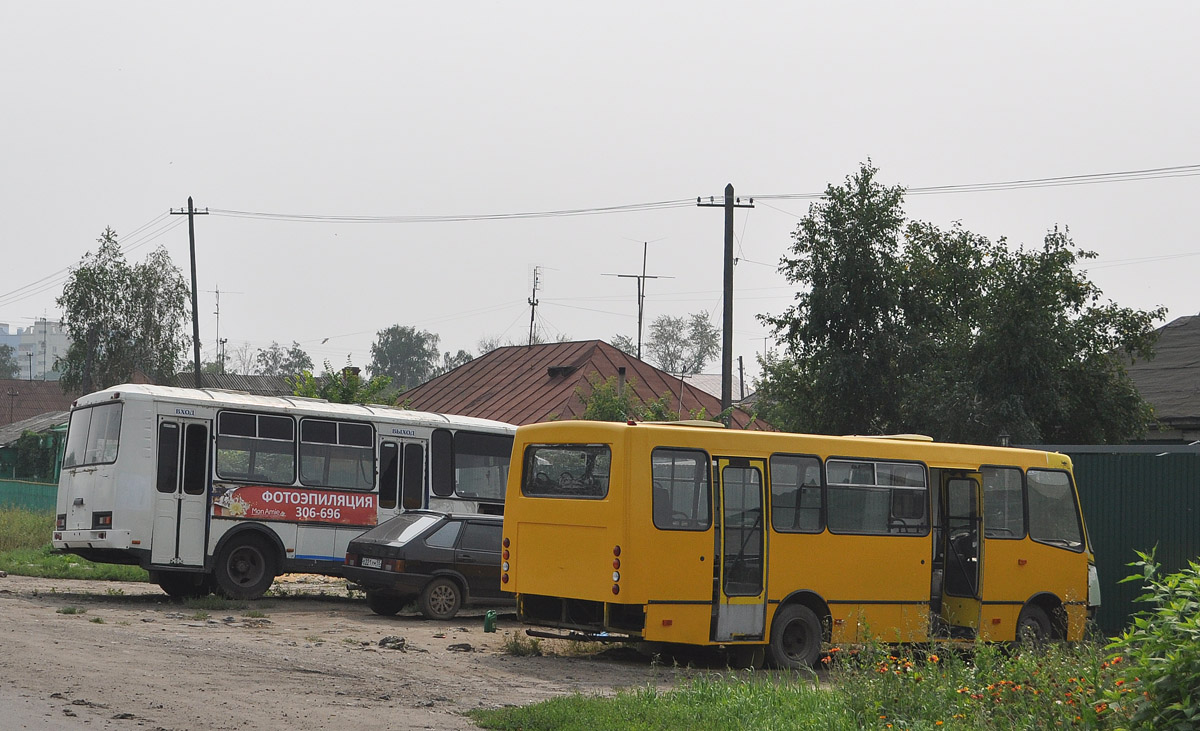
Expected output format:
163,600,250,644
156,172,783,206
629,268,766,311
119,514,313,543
53,528,134,551
342,565,432,595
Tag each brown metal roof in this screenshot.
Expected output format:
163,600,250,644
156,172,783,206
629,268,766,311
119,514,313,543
0,379,79,428
399,340,767,429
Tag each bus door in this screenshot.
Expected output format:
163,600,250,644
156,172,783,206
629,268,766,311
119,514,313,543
712,456,767,642
939,472,983,635
377,439,426,516
151,417,211,567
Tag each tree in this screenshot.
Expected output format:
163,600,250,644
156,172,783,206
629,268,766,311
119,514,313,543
369,325,441,390
434,349,473,377
609,334,637,357
57,228,191,393
759,162,907,435
291,360,394,405
254,341,313,377
612,312,720,372
575,373,680,422
758,162,1163,444
0,343,18,379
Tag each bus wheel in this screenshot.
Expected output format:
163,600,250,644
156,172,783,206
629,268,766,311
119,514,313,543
214,535,276,600
367,591,412,616
155,571,210,599
1015,605,1051,647
419,577,462,620
767,605,823,669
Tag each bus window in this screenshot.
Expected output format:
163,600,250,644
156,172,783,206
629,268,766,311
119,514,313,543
453,431,512,502
402,442,425,510
722,463,764,596
827,459,928,535
379,442,400,509
651,448,711,530
769,454,822,533
982,466,1024,539
521,444,610,498
63,403,123,468
299,419,374,490
216,411,295,484
1027,470,1083,551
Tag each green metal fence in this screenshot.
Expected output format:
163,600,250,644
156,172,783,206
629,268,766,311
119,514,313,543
1068,449,1200,637
0,479,57,512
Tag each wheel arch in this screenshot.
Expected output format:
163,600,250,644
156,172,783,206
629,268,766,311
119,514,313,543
1023,591,1067,639
427,569,470,602
209,523,286,575
774,590,832,643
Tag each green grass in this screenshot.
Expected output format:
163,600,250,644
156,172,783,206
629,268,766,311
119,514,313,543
0,508,148,582
473,641,1130,730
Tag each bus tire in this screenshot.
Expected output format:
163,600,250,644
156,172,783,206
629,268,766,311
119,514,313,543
366,591,412,616
155,571,211,599
1015,605,1051,647
767,604,823,669
214,534,277,600
418,577,462,620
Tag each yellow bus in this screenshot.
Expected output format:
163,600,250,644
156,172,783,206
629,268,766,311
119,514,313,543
501,420,1099,668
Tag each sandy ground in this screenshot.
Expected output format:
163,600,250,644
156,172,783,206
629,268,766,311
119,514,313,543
0,574,698,730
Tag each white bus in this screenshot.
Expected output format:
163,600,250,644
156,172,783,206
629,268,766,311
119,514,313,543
52,384,515,599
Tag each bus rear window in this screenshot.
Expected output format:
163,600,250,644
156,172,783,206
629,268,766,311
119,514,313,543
63,403,123,468
522,445,610,498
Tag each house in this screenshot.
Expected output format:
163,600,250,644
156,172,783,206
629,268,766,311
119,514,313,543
1127,314,1200,444
398,340,766,429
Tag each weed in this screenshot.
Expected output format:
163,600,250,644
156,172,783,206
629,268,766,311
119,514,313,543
190,611,210,621
56,606,85,615
243,610,267,619
89,616,105,624
502,631,543,657
105,587,125,596
183,595,247,612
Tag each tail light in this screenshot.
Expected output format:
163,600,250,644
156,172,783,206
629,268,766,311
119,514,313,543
345,553,357,566
56,514,66,531
92,512,112,529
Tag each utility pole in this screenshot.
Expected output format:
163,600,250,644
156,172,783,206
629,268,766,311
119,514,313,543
698,184,753,422
602,242,673,360
527,266,541,347
171,197,208,388
5,387,16,425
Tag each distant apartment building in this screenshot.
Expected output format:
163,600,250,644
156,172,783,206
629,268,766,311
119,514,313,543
0,319,69,381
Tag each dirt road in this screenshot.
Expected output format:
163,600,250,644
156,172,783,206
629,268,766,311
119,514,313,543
0,574,694,730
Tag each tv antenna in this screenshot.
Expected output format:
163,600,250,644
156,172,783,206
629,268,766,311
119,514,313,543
603,240,672,360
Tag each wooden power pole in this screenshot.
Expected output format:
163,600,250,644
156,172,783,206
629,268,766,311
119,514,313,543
698,184,753,421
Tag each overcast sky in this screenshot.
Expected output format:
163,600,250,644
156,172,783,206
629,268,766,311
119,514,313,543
2,3,1197,383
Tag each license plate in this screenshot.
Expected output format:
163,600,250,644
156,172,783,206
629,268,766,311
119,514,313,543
361,556,382,569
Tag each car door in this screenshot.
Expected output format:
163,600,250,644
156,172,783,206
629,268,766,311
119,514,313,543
455,520,503,599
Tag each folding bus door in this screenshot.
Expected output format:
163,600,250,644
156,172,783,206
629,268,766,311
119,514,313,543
151,418,211,567
939,472,983,636
712,456,768,642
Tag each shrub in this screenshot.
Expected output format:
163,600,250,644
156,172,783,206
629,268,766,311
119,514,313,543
1105,550,1200,730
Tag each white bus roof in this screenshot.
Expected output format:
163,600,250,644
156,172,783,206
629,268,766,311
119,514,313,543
72,383,516,432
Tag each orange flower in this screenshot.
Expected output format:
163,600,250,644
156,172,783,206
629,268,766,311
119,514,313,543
929,654,940,663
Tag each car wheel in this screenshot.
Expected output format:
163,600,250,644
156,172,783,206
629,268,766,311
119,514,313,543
767,604,823,669
366,591,412,616
419,577,463,620
214,534,277,600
